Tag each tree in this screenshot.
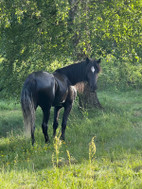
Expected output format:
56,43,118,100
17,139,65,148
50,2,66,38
0,0,142,98
75,82,102,109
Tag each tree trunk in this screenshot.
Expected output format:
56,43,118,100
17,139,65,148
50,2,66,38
75,82,102,109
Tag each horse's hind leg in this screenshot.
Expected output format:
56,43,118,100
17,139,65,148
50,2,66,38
31,125,35,146
42,107,51,143
53,106,62,137
61,103,72,141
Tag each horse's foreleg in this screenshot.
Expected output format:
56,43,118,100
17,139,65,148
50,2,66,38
61,103,72,141
53,106,62,137
42,108,51,143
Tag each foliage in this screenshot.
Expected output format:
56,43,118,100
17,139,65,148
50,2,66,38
98,55,142,90
0,0,142,96
0,89,142,188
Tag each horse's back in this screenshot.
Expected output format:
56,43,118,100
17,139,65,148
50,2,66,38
23,71,56,109
35,71,55,92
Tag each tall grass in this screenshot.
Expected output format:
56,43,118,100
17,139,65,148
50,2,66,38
0,89,142,188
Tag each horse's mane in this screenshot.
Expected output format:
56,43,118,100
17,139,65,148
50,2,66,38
55,61,86,85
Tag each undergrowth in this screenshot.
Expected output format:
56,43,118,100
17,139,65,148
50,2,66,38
0,89,142,188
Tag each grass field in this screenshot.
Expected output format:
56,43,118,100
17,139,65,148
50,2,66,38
0,89,142,188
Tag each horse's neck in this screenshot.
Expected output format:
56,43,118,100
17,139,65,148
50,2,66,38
61,63,86,85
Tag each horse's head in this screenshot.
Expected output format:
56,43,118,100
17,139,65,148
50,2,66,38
85,57,101,92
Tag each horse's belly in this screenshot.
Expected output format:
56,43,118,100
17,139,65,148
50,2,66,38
52,88,68,106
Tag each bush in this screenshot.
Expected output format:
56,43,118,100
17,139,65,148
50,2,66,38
98,55,142,90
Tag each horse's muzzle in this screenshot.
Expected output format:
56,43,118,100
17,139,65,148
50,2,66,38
90,85,97,92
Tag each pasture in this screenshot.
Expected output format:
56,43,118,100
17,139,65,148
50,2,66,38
0,89,142,188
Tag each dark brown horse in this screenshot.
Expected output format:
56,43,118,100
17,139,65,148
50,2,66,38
21,58,101,145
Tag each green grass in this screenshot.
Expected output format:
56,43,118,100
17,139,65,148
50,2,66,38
0,89,142,188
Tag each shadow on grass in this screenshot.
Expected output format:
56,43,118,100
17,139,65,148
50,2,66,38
0,117,23,138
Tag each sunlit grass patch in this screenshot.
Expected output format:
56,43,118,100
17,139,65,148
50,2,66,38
0,89,142,188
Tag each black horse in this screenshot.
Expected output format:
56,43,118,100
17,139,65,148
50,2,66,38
21,58,101,145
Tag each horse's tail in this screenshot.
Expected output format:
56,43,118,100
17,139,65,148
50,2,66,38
21,81,36,139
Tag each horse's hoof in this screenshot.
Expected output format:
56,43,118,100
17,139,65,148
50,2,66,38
45,138,50,144
60,135,65,141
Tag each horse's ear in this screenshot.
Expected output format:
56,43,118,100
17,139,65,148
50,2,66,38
86,57,90,64
97,58,101,64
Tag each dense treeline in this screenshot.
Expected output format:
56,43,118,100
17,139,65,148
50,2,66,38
0,0,142,96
